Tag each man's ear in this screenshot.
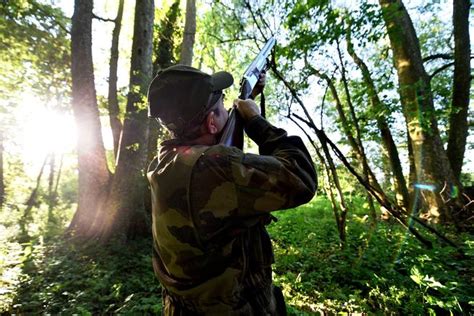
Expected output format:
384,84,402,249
205,111,218,134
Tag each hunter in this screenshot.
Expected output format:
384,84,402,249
147,64,317,315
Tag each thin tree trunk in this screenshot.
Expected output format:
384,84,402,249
179,0,196,66
320,136,348,243
49,154,64,228
309,66,384,201
317,150,340,222
345,25,409,210
290,115,348,244
99,0,154,242
69,0,111,237
54,154,64,199
19,155,49,241
108,0,125,160
447,0,471,181
407,128,418,212
336,42,378,222
379,0,461,224
47,154,57,225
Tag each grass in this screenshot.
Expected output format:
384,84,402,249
0,196,472,314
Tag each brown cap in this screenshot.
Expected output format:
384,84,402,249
147,65,233,134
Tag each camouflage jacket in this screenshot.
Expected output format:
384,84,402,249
147,115,317,314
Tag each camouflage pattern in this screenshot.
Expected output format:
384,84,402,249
147,116,317,315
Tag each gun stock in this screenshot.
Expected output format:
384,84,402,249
219,108,244,148
219,38,276,149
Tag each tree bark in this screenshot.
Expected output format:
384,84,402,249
447,0,471,181
99,0,154,241
108,0,125,160
69,0,111,237
379,0,460,223
179,0,196,66
345,26,409,210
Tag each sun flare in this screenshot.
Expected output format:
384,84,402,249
16,96,77,163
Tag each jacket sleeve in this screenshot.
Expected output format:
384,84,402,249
238,115,317,213
193,115,317,218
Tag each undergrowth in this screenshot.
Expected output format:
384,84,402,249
269,197,473,314
7,237,161,314
0,196,472,314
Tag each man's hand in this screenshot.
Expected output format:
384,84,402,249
250,70,266,99
234,98,260,122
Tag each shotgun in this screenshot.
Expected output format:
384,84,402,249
219,37,276,149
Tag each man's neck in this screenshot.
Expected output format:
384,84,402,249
167,133,217,147
194,133,218,146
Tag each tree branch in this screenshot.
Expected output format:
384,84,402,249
205,33,255,44
423,53,453,62
242,0,269,41
429,56,474,80
30,1,70,34
429,62,455,80
93,13,116,23
272,63,463,249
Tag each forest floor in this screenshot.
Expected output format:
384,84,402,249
0,196,472,314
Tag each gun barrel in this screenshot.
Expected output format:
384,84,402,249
219,37,276,149
241,37,276,92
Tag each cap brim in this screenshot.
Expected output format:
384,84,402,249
211,71,234,91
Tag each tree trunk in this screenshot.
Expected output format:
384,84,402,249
0,130,4,209
49,154,64,227
108,0,125,160
149,0,180,162
69,0,111,237
289,113,348,245
447,0,471,181
379,0,460,223
406,126,416,198
153,0,180,74
345,26,409,210
146,1,181,215
319,137,348,243
336,42,378,223
99,0,154,242
310,66,383,197
19,156,49,242
47,154,57,226
179,0,196,66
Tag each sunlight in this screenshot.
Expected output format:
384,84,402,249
17,95,77,164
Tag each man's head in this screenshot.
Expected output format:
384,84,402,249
148,65,233,140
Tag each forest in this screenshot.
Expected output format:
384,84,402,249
0,0,472,314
